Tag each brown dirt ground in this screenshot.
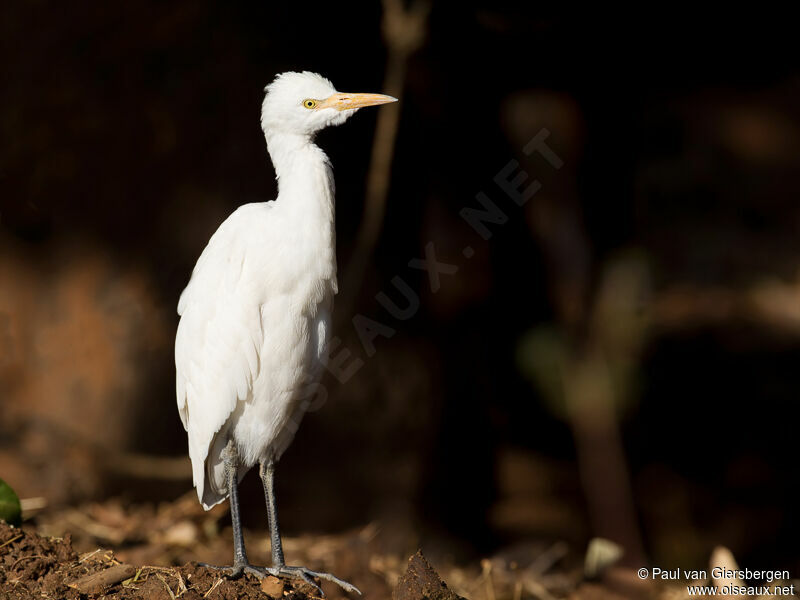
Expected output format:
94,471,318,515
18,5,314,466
0,519,525,600
2,501,758,600
0,522,321,600
0,518,481,600
0,519,658,600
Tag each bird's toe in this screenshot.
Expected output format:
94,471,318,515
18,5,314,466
198,562,272,581
313,572,361,595
241,564,270,579
198,562,243,578
268,566,361,596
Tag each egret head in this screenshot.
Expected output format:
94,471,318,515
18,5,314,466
261,71,396,137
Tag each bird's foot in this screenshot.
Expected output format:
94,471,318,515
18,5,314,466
197,561,269,580
265,565,361,597
198,562,360,596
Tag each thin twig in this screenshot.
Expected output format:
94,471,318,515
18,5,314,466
157,573,177,600
175,570,188,598
78,548,102,563
122,567,144,588
19,497,47,512
0,534,23,549
11,555,44,570
203,577,223,598
526,541,569,577
142,565,181,573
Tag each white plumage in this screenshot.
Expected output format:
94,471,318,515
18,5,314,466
174,71,395,592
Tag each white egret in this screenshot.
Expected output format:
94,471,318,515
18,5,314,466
175,71,396,595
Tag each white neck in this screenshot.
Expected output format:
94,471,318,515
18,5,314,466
265,131,334,217
264,130,337,285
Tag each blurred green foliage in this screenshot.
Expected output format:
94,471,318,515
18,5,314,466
0,478,22,526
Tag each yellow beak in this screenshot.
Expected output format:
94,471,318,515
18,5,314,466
321,92,398,111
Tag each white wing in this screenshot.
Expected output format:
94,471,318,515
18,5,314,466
175,203,271,509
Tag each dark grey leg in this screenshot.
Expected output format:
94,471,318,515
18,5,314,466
260,459,285,567
199,446,360,595
226,442,249,567
199,440,266,579
258,459,361,596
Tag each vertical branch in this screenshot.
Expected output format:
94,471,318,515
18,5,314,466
337,0,431,321
564,341,646,564
510,96,647,562
560,256,649,565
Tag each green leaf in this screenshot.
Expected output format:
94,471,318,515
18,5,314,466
515,325,569,419
0,478,22,526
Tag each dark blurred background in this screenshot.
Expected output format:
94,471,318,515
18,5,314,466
1,1,799,576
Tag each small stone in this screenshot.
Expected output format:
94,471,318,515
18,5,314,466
584,537,624,579
261,575,285,598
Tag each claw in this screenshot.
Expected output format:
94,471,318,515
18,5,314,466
198,562,360,596
265,566,361,597
197,562,269,580
198,562,243,578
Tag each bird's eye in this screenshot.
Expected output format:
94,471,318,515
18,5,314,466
303,99,317,109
